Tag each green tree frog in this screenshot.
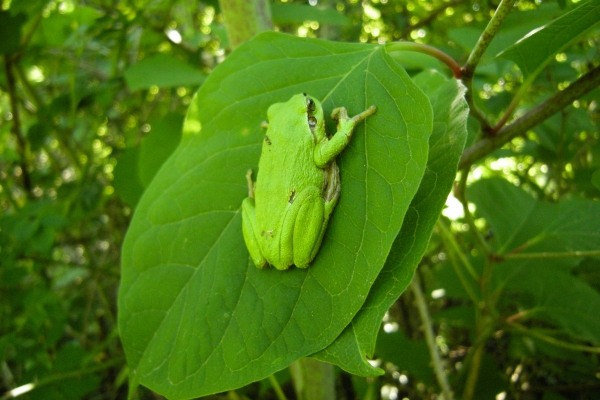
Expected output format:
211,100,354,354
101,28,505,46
242,93,376,270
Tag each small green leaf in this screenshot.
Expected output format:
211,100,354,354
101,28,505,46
468,178,600,258
119,32,433,398
312,70,468,376
501,262,600,344
124,54,206,91
497,0,600,77
271,3,349,25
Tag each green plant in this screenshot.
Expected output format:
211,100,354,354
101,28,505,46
1,1,598,399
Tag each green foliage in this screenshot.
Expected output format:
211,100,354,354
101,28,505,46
498,0,600,78
313,70,468,376
118,32,433,398
1,0,599,399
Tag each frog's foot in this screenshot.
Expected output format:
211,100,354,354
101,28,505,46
352,106,377,123
260,121,269,129
331,106,349,122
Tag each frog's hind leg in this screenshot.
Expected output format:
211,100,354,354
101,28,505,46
242,197,267,269
292,187,326,269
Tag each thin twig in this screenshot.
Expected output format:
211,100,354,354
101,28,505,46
461,0,517,134
3,55,32,195
508,322,600,354
459,65,600,168
501,250,600,260
411,273,454,400
462,0,516,77
454,170,492,256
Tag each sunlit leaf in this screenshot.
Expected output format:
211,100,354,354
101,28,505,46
497,0,600,77
118,32,433,398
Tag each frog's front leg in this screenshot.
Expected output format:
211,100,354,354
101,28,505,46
242,171,267,269
314,105,376,168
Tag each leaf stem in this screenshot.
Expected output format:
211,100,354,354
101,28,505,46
437,220,479,282
501,250,600,260
455,170,492,256
508,322,600,354
411,273,454,400
386,41,462,78
459,65,600,168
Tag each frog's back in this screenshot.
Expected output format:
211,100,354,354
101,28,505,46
254,119,323,264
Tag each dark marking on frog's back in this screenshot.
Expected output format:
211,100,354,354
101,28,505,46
289,190,296,204
265,135,272,145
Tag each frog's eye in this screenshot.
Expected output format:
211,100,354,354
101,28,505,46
308,116,317,128
306,98,316,112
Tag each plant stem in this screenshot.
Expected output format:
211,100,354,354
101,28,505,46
462,0,516,77
459,65,600,168
268,374,288,400
508,322,600,354
455,170,492,256
386,41,462,78
218,0,273,49
4,55,32,195
290,358,335,400
411,273,454,400
437,220,479,282
502,250,600,260
462,342,484,400
461,0,516,134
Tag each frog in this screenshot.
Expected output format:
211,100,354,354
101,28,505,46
242,93,376,270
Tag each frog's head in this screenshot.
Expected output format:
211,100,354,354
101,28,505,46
301,93,325,137
266,93,325,140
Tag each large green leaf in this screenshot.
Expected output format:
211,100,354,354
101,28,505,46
500,262,600,344
468,178,600,258
118,32,432,398
497,0,600,77
313,71,468,375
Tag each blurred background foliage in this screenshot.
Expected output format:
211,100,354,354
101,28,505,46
0,0,598,399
